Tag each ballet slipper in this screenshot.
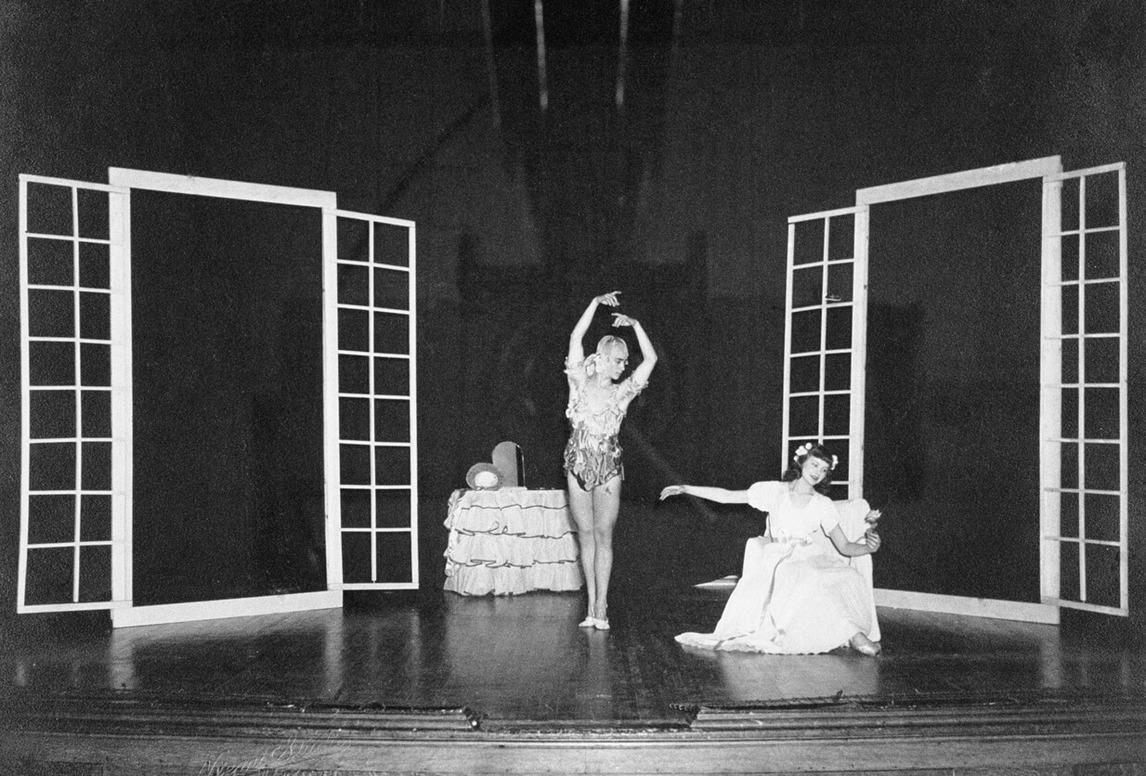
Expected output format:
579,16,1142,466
850,632,881,656
594,618,610,631
578,616,598,628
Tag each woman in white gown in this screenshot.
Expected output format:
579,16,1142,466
660,443,883,656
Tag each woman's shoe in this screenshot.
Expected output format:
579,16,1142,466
593,619,610,631
578,616,598,628
850,633,881,656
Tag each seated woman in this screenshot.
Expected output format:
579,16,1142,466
659,442,883,656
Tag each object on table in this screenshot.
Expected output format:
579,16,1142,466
491,441,525,488
466,461,503,490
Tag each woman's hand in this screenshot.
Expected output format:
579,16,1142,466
611,313,636,327
595,291,622,307
659,484,687,500
863,529,881,554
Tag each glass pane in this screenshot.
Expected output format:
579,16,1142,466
824,306,852,351
1060,491,1079,539
1084,336,1119,385
1060,541,1080,600
1082,442,1120,493
823,394,850,437
81,390,111,438
791,266,823,309
1060,177,1080,232
374,268,409,311
79,292,110,340
339,354,369,394
79,241,111,289
26,183,72,236
337,263,369,307
27,494,74,545
1084,544,1121,608
1061,234,1079,282
788,354,819,394
1083,283,1119,335
1083,172,1119,230
790,309,821,354
1083,229,1120,281
826,262,853,304
824,353,851,392
340,531,373,583
1061,338,1078,384
1061,284,1078,335
79,343,110,386
76,189,110,240
827,213,854,261
376,489,412,529
374,399,410,443
80,441,112,490
1084,387,1119,440
375,531,413,584
373,222,409,267
374,446,411,486
338,308,369,352
1083,493,1120,543
30,391,75,439
28,289,74,338
341,489,373,529
340,444,371,485
1061,388,1078,438
24,547,74,606
792,219,824,266
27,237,73,286
375,357,410,396
788,395,820,438
1060,441,1079,489
80,494,112,541
337,218,369,263
339,397,370,441
29,442,75,491
78,544,111,602
29,341,75,386
373,312,409,355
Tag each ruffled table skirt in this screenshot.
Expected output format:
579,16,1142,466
443,488,583,596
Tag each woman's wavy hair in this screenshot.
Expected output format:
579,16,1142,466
781,442,835,495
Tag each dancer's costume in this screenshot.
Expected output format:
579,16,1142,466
676,481,877,654
562,357,647,489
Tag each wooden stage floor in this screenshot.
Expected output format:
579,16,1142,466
1,499,1144,774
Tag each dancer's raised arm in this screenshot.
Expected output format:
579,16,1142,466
568,291,621,365
659,484,749,504
611,313,658,386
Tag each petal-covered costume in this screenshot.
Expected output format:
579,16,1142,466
562,357,647,490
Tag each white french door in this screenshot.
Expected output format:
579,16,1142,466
783,156,1130,621
18,175,129,614
17,168,419,626
324,209,419,590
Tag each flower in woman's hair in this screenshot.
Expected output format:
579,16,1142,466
831,455,839,470
794,442,813,460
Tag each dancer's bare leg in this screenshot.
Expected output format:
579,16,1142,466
590,475,622,623
567,471,597,621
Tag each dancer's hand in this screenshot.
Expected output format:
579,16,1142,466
659,485,687,500
864,529,882,553
612,313,636,327
595,291,622,306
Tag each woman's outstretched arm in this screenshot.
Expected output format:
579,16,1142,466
613,314,658,385
568,292,621,365
659,484,749,504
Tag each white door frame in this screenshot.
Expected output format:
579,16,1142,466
18,167,419,628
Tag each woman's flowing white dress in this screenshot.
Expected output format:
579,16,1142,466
676,481,876,654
